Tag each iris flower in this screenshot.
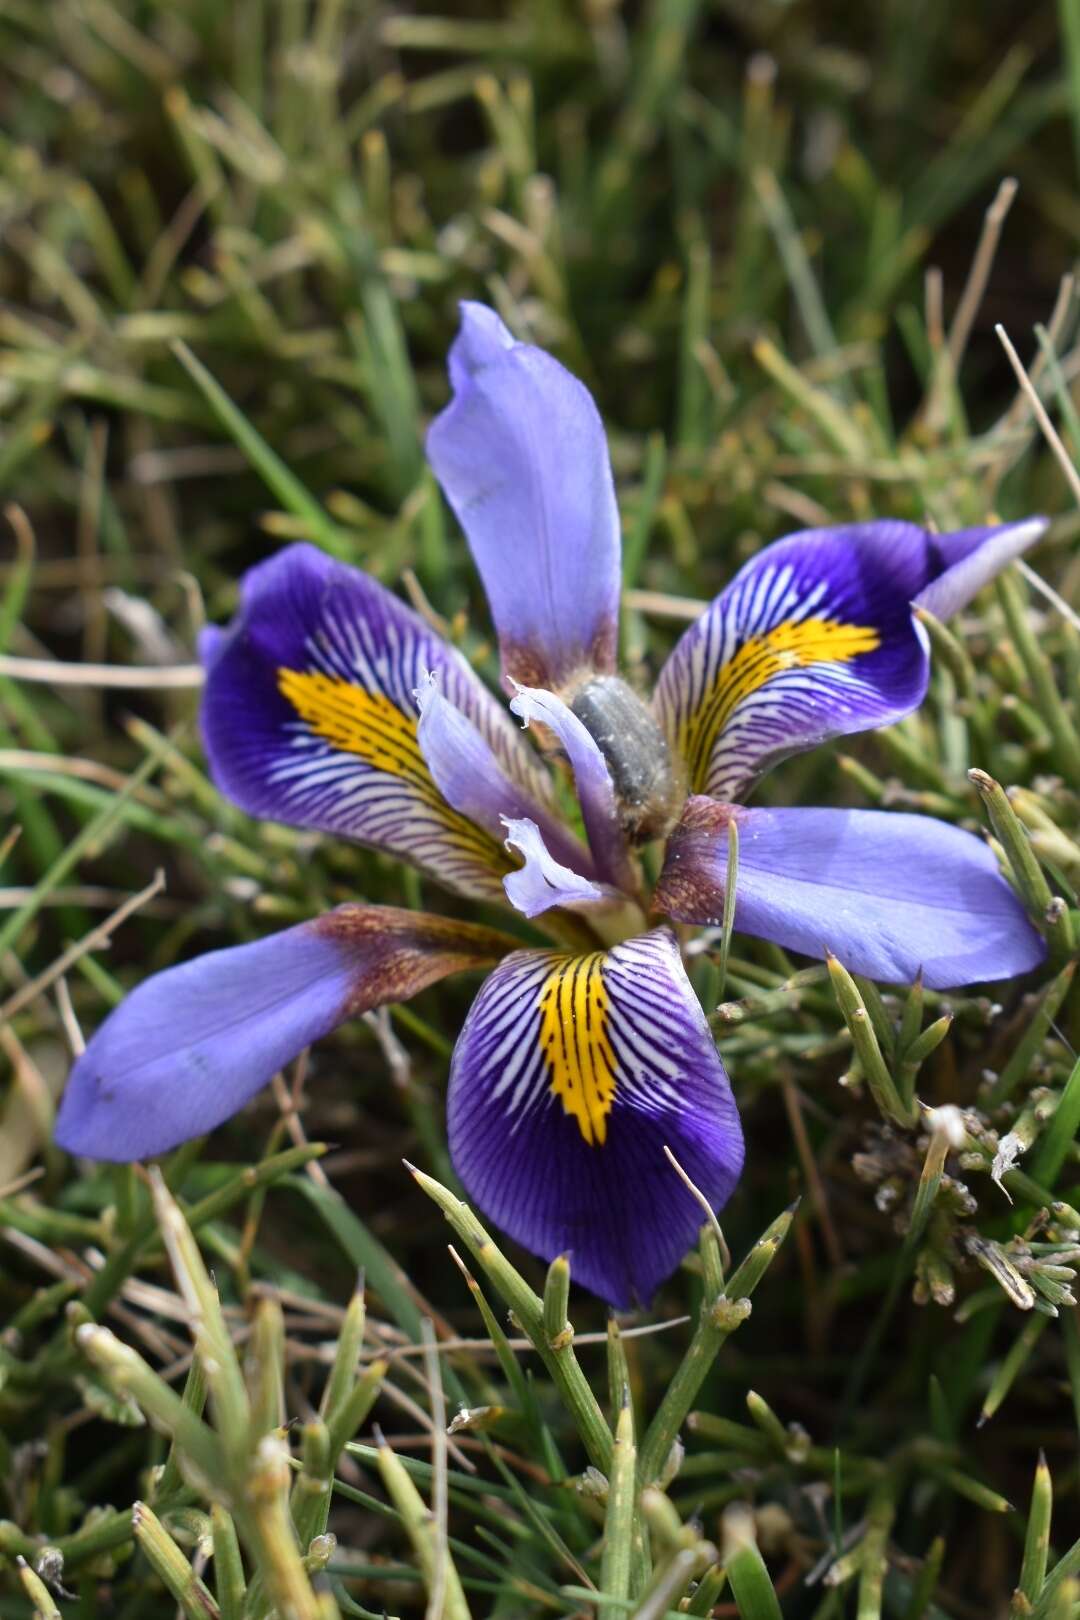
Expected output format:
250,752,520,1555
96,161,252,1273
56,303,1047,1305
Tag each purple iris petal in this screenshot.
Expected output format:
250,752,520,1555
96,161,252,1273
501,817,609,918
914,518,1047,619
200,543,550,901
426,302,621,691
655,797,1047,989
447,928,744,1306
196,624,225,664
414,673,591,877
55,906,514,1161
510,683,636,893
445,300,514,382
654,519,1047,803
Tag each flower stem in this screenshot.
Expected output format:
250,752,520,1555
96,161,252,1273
407,1165,613,1471
637,1204,795,1484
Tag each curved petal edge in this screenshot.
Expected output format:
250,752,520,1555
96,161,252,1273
501,817,609,918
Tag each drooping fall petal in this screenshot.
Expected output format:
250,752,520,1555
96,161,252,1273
201,543,549,901
655,797,1047,988
447,928,744,1306
55,907,516,1161
653,519,1046,802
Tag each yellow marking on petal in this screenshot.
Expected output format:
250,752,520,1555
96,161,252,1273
538,952,617,1146
681,616,881,791
276,667,509,872
278,669,429,781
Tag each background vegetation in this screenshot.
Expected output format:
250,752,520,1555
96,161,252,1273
1,1,1079,1616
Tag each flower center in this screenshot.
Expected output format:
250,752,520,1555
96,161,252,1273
569,675,685,844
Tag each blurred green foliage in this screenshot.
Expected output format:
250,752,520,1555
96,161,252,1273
1,2,1079,1615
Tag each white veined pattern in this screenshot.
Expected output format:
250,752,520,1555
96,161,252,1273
276,588,551,796
265,587,528,898
655,555,890,801
451,930,714,1146
446,924,744,1307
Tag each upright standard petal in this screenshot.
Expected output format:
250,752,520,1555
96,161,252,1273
656,797,1047,989
426,302,621,690
447,928,744,1306
654,520,1046,802
201,544,549,901
55,907,516,1161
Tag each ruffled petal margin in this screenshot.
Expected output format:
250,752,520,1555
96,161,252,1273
426,302,621,691
655,797,1047,989
55,907,516,1161
654,519,1046,802
447,927,744,1306
200,543,552,902
501,817,612,918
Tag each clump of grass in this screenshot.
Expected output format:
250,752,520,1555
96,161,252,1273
2,2,1080,1616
